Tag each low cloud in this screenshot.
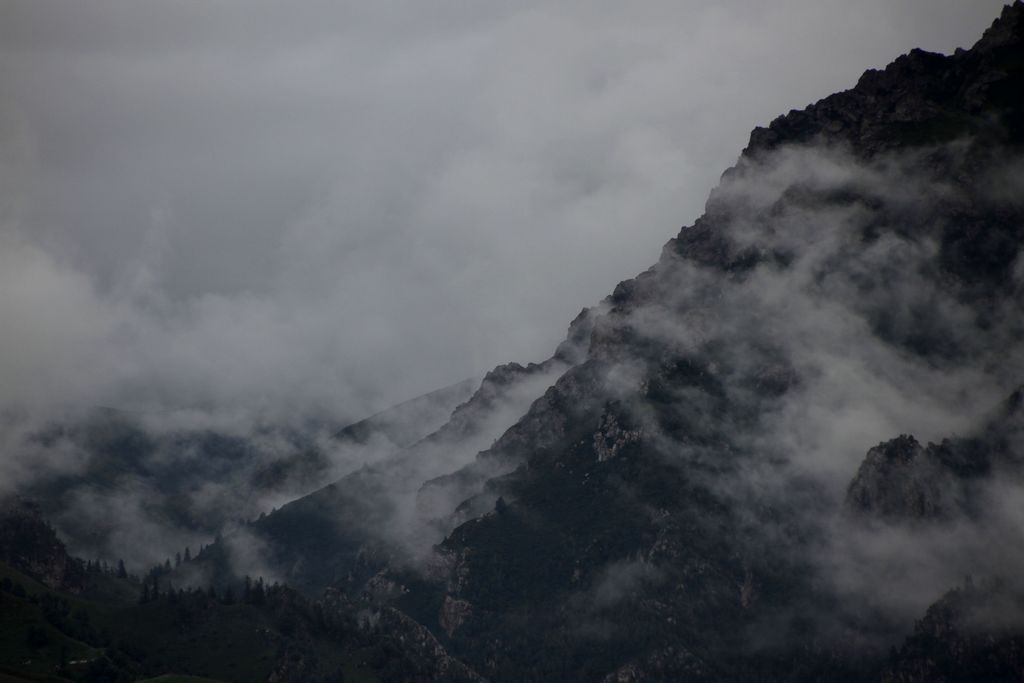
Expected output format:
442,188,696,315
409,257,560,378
0,1,1005,426
577,137,1024,637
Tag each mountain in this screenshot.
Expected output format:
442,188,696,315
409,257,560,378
194,3,1024,681
4,3,1024,682
184,356,574,595
334,376,480,449
0,377,478,568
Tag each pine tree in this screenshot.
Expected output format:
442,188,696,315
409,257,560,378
116,559,127,579
252,577,266,605
184,546,192,563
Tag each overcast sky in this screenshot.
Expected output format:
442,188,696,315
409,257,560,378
0,1,1009,424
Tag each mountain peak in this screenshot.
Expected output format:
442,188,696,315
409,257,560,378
976,1,1024,52
744,2,1024,159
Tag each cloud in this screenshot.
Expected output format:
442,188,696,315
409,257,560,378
0,0,1007,426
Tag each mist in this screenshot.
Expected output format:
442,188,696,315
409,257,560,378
0,1,1007,426
617,138,1024,630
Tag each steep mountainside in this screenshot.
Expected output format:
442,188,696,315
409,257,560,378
186,357,574,595
334,376,479,449
223,4,1024,681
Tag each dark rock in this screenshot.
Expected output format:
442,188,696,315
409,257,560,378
845,435,968,521
0,500,85,593
885,579,1024,682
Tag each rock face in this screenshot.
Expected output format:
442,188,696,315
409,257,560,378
746,2,1024,159
847,386,1024,522
194,4,1024,681
846,435,969,521
884,580,1024,683
0,500,85,593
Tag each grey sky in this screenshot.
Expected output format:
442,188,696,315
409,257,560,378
0,1,1008,423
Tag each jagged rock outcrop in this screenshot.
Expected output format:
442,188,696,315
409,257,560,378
846,385,1024,522
746,2,1024,159
845,435,970,521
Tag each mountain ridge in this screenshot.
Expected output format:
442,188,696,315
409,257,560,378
318,4,1023,679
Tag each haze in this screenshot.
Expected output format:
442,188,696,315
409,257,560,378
0,0,1006,424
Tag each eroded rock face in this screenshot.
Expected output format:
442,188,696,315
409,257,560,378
439,594,473,637
0,500,85,593
845,435,968,521
593,408,642,463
